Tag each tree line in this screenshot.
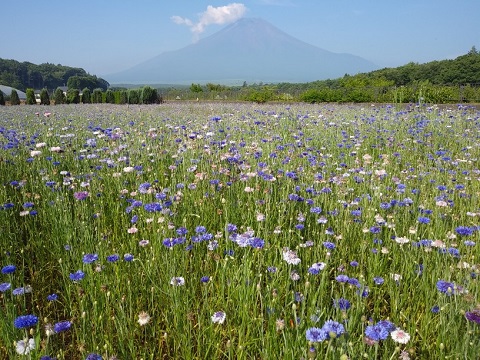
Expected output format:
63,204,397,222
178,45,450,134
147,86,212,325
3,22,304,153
0,59,109,92
0,86,162,106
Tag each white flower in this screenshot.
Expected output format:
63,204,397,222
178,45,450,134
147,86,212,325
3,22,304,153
395,237,410,245
282,248,301,265
391,329,411,344
170,277,185,286
16,338,35,355
211,311,226,324
137,311,151,326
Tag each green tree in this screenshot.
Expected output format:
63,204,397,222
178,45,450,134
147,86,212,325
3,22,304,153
0,90,5,105
92,88,103,103
128,89,140,104
117,90,128,104
10,89,20,105
141,86,159,104
53,88,65,105
26,88,36,104
190,83,203,93
66,89,80,104
40,89,50,105
105,89,115,104
81,88,91,103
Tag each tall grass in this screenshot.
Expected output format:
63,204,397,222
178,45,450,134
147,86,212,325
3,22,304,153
0,102,479,359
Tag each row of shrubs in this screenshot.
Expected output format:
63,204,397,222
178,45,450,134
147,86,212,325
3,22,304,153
0,86,163,105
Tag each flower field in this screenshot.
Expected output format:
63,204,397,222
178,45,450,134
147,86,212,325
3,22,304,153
0,102,479,359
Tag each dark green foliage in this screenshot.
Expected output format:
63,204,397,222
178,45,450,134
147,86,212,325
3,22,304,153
26,88,36,104
0,58,109,92
92,89,103,103
81,88,91,104
0,90,5,105
141,86,159,104
68,75,109,92
128,89,140,104
105,89,115,104
53,88,65,105
40,89,50,105
66,89,80,104
190,83,203,93
10,89,20,105
117,90,128,104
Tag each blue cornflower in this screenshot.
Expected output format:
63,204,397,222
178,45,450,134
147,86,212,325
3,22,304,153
464,240,476,246
350,260,359,267
431,305,440,313
1,264,16,274
14,314,38,329
308,262,326,275
447,247,460,258
82,253,98,264
85,354,103,360
373,277,384,285
250,237,265,249
195,226,206,233
322,320,345,338
130,215,138,224
436,280,455,295
333,298,351,311
13,286,31,295
351,209,362,216
226,223,237,233
335,275,349,283
0,282,11,292
54,321,72,333
455,226,474,237
377,320,396,332
23,202,34,208
106,254,120,262
267,266,277,273
200,276,210,283
69,270,85,281
176,227,188,236
306,327,328,342
47,293,58,301
418,216,430,224
310,207,322,214
369,226,381,234
347,277,361,287
365,323,389,341
124,253,134,262
144,202,162,212
323,241,336,250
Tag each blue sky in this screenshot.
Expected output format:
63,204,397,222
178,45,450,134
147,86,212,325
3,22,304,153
1,0,478,78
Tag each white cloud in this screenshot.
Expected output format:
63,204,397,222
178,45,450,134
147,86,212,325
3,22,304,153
171,3,247,41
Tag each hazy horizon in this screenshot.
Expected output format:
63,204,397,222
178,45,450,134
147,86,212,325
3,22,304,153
1,1,478,78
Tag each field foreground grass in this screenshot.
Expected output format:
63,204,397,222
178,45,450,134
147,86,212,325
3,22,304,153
0,102,479,359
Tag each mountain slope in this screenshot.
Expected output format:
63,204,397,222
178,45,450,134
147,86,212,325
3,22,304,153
107,18,377,84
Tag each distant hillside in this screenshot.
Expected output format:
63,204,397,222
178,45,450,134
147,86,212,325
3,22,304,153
0,59,109,91
107,18,377,84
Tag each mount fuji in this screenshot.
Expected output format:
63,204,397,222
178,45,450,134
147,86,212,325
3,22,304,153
106,18,377,84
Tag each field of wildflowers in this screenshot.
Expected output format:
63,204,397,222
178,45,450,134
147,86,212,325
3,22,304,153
0,102,479,359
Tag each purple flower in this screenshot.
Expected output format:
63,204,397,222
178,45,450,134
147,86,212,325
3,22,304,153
306,327,328,342
323,241,336,250
0,282,11,292
373,277,384,285
82,253,98,264
106,254,120,262
436,280,455,295
14,314,38,329
456,226,474,237
418,216,430,224
54,321,72,333
365,323,389,341
322,320,345,338
335,275,349,283
333,298,351,311
85,354,103,360
73,191,89,200
1,264,16,274
465,309,480,324
69,270,85,281
200,276,210,283
123,253,134,262
308,262,326,275
47,293,58,301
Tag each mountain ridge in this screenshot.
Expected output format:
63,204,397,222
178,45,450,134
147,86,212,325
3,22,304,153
106,18,378,85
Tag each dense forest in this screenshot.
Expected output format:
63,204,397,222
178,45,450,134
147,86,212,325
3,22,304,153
0,59,109,92
1,47,479,104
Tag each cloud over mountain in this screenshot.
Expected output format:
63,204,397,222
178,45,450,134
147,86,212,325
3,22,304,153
172,3,247,42
107,18,377,85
